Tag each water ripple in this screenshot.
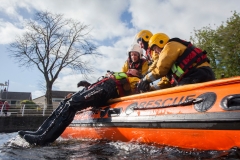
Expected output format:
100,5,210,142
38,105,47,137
0,133,240,160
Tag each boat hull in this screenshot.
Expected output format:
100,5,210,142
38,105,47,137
61,77,240,150
63,127,240,150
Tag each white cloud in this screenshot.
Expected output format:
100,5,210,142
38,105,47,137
16,0,131,41
32,90,45,99
0,20,25,44
129,0,239,39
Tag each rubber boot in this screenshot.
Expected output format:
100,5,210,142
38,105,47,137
18,89,88,138
24,78,118,145
18,99,68,138
23,102,76,145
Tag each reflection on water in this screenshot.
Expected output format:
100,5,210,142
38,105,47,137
0,132,240,160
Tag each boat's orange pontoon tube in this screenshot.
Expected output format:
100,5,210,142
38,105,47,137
61,76,240,150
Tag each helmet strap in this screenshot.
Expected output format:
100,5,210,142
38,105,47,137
142,39,148,51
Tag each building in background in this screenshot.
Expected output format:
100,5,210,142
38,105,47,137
0,90,32,107
33,90,75,110
0,79,75,116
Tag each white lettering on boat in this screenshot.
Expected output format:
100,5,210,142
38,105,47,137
135,94,197,109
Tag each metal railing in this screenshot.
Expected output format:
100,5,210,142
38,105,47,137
0,104,54,117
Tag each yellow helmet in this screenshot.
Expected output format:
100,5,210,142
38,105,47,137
136,30,153,42
149,33,170,49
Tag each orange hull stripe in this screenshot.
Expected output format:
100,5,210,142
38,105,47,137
61,127,240,150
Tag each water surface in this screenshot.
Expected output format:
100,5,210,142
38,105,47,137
0,132,239,160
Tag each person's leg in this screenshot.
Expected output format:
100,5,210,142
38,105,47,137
18,98,69,137
23,78,118,145
178,67,215,85
4,110,7,116
24,101,76,145
18,88,90,138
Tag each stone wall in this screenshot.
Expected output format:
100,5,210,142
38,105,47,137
0,116,48,133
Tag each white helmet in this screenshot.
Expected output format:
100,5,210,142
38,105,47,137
128,44,143,58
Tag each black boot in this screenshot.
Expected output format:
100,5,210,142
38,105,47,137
24,102,76,145
24,78,118,145
18,99,68,138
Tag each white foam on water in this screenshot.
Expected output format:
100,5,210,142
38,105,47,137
6,135,30,148
0,132,17,146
0,132,30,148
108,141,160,154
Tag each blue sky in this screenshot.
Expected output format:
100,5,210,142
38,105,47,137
1,0,240,99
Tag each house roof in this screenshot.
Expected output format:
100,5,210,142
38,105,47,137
33,90,76,100
52,90,75,98
0,91,32,100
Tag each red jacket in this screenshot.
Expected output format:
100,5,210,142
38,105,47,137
0,101,3,109
0,101,10,110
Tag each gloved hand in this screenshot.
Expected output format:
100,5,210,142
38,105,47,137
137,79,150,93
141,70,150,78
77,80,91,88
65,93,73,99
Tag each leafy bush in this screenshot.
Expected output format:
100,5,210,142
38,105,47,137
20,100,39,109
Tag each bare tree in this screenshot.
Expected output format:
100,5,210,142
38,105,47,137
8,11,99,110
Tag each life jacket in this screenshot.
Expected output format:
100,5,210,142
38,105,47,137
127,58,146,77
111,72,132,97
169,38,209,82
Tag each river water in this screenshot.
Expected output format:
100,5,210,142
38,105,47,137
0,132,239,160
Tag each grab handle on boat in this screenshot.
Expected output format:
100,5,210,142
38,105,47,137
193,98,203,104
108,108,122,117
133,98,203,110
221,94,240,110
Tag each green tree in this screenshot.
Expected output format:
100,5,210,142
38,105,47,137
190,26,219,74
9,11,99,110
190,11,240,79
216,11,240,77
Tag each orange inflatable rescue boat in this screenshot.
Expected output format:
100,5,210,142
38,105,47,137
61,76,240,150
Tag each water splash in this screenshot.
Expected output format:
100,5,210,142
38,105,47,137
1,133,240,159
5,135,30,148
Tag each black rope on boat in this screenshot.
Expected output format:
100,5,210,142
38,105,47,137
133,98,203,110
